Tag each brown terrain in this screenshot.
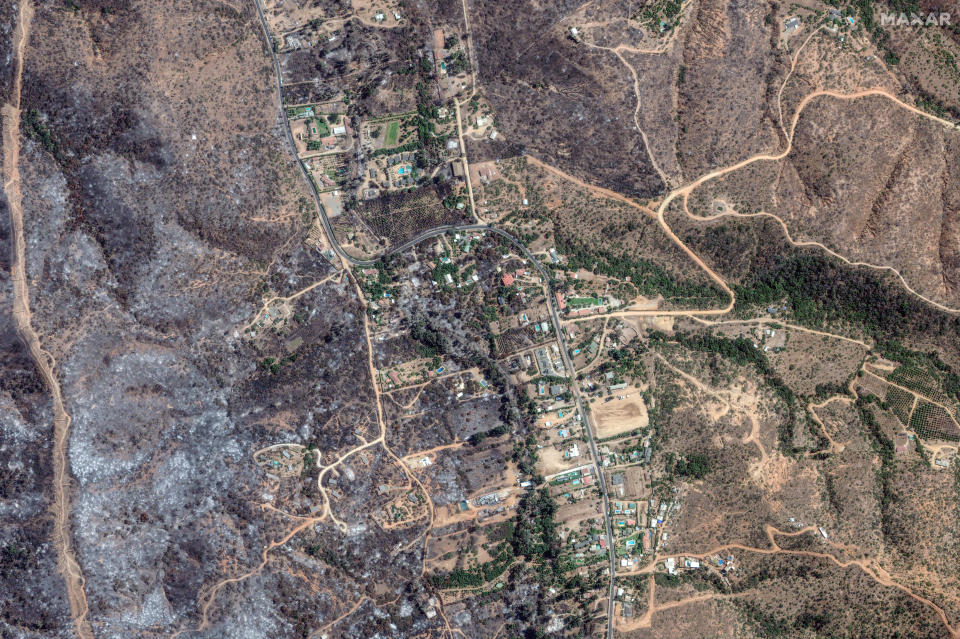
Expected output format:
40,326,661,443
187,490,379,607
4,0,960,638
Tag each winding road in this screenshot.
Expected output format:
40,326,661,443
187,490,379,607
248,3,960,637
2,3,93,638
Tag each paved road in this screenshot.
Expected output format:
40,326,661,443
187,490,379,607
252,4,618,634
254,0,489,268
541,271,618,638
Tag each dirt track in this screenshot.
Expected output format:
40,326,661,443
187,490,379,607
625,525,960,636
2,2,93,637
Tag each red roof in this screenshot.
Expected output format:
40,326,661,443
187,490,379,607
502,273,515,286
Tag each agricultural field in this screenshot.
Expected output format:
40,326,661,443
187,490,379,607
592,392,650,439
384,120,400,146
11,0,960,637
355,184,471,246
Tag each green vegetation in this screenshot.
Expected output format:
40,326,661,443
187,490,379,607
445,49,469,75
878,340,960,404
568,296,603,309
432,260,459,287
512,433,541,477
556,234,725,307
431,488,561,590
23,109,61,160
673,453,711,479
384,120,400,146
304,117,330,137
410,317,452,356
512,489,560,561
857,394,897,538
650,331,799,450
370,141,421,158
430,541,515,589
285,105,313,118
917,93,950,118
734,251,960,346
258,353,297,374
635,0,683,32
468,423,509,445
358,259,399,301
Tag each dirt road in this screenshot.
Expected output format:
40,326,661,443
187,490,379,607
631,525,960,637
2,2,93,637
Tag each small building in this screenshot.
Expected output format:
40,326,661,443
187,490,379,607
451,159,466,178
332,125,347,136
784,16,801,33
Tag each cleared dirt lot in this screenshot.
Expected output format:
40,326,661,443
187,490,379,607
594,391,649,438
537,445,585,476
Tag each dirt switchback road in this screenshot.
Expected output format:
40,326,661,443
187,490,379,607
2,2,92,637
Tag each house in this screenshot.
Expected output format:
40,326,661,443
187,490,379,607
332,125,347,136
501,273,515,286
784,16,800,33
